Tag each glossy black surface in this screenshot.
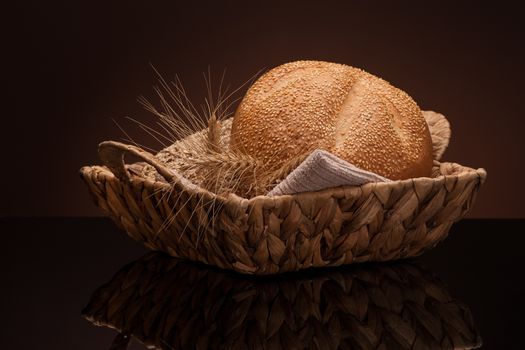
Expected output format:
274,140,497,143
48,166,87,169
0,218,523,349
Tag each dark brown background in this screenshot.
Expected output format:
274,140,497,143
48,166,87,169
3,1,524,217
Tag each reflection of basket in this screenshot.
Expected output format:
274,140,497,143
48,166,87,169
82,253,482,349
80,111,487,274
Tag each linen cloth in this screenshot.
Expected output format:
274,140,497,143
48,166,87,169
268,149,391,196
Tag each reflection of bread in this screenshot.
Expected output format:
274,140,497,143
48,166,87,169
230,60,434,180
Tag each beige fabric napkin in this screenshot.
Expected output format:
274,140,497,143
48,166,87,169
267,149,391,196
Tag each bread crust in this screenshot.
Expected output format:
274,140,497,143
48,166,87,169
230,61,433,180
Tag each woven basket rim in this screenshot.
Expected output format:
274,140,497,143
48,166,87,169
80,160,487,207
79,109,488,275
81,110,487,206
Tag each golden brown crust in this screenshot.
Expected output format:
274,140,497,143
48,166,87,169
230,60,433,180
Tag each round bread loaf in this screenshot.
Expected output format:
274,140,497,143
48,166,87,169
229,60,433,180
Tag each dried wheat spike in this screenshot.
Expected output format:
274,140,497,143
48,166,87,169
206,113,222,153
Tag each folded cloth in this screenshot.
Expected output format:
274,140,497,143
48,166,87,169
267,149,391,196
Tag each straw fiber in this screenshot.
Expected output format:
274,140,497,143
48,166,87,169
80,112,486,274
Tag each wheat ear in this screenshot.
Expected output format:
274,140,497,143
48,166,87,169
206,113,222,153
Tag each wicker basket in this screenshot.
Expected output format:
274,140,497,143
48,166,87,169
80,112,487,274
82,252,482,349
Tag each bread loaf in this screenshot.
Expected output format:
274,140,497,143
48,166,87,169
229,60,433,180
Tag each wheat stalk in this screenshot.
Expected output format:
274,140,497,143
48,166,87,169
120,67,311,237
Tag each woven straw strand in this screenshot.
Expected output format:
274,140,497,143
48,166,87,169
80,160,486,274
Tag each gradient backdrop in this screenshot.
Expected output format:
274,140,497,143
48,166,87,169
3,1,524,217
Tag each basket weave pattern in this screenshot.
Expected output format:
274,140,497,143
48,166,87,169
80,112,487,274
83,253,481,349
81,160,485,275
